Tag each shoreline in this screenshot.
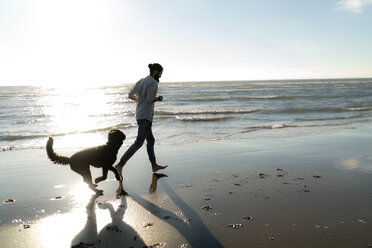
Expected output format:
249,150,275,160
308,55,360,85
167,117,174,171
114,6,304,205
1,127,372,247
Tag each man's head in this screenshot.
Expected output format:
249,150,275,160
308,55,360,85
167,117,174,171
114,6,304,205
148,63,163,82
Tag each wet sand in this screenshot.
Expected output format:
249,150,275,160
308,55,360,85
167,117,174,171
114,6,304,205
1,127,372,247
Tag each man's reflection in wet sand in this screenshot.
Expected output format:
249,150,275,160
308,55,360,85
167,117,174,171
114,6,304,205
150,173,168,193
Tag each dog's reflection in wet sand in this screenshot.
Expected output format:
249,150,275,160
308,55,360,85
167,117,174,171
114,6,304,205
71,189,145,247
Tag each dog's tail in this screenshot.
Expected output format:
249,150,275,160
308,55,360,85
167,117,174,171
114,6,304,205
46,137,70,165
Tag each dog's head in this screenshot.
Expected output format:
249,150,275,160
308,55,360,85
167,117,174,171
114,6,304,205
107,129,126,147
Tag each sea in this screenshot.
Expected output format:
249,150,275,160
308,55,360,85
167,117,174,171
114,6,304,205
1,78,371,152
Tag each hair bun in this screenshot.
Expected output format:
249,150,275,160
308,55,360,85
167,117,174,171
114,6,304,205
148,63,163,73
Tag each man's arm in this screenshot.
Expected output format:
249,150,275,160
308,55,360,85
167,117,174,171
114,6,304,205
128,81,139,101
128,93,137,101
146,81,158,103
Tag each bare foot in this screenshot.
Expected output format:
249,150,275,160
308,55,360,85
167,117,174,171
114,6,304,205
116,181,128,199
115,164,123,180
151,163,168,172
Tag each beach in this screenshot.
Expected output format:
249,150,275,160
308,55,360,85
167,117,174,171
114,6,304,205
1,79,371,247
1,0,372,246
1,127,372,248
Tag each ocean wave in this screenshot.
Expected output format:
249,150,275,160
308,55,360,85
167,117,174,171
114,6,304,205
0,113,19,119
87,111,134,118
188,95,295,102
1,134,49,141
277,106,372,114
105,91,132,96
213,89,257,93
342,107,372,111
190,97,232,102
0,123,135,142
275,122,368,128
0,94,16,98
156,109,261,116
1,145,17,152
176,115,231,122
0,93,55,98
97,85,131,90
77,124,135,134
164,82,230,88
302,94,372,100
242,120,369,132
295,113,372,122
107,100,135,104
239,95,295,100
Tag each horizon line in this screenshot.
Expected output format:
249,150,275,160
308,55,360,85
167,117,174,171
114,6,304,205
1,76,371,87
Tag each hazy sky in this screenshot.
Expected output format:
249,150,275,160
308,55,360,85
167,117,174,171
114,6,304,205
1,0,371,87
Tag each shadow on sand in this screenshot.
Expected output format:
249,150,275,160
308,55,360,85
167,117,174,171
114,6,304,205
128,174,224,248
70,189,145,248
71,173,223,247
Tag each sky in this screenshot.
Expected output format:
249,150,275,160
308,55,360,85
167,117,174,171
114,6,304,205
0,0,372,87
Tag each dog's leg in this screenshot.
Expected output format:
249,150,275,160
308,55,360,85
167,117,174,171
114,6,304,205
109,165,122,181
82,169,103,195
94,168,108,184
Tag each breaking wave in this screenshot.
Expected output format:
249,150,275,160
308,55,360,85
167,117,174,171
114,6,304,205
241,120,370,133
0,123,135,142
176,115,231,122
188,95,295,102
156,109,261,116
276,106,372,114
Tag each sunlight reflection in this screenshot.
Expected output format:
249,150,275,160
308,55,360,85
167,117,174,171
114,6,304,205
68,182,96,206
35,186,189,248
41,87,114,148
47,89,107,132
341,158,360,170
40,210,86,248
38,195,146,248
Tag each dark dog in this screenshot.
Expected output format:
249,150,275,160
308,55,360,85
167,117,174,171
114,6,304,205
46,129,126,194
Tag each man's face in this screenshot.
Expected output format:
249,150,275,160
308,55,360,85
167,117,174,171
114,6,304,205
154,70,163,82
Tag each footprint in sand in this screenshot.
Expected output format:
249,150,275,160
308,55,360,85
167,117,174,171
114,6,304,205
50,196,64,200
2,198,15,204
243,216,254,221
143,223,154,228
201,206,212,211
228,223,243,229
258,173,269,179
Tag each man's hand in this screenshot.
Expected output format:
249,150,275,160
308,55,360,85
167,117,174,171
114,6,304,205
154,96,163,102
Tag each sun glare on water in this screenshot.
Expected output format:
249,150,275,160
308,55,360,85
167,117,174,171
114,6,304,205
41,87,116,148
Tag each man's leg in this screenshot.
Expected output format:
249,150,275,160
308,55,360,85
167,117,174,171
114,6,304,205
146,125,167,172
146,127,156,164
115,119,151,179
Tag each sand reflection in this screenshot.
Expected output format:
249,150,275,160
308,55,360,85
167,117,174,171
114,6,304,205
129,176,224,248
71,193,145,247
69,183,95,204
35,173,223,247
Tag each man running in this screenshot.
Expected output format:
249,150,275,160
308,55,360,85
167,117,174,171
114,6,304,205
115,63,167,180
